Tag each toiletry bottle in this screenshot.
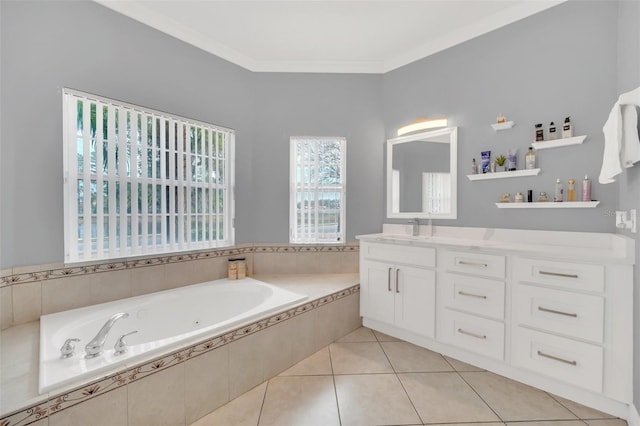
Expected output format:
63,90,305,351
562,116,573,138
538,192,548,202
554,178,564,202
515,192,524,203
471,158,478,174
527,189,533,202
582,175,592,201
535,123,544,141
497,113,506,124
548,122,557,140
567,179,576,201
525,146,536,169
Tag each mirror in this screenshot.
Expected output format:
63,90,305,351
386,127,457,219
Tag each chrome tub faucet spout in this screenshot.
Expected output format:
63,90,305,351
85,312,129,358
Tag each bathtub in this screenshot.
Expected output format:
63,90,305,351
39,277,307,394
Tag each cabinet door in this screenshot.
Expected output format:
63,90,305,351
360,260,395,325
395,265,436,338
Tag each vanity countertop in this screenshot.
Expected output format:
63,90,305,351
357,225,635,264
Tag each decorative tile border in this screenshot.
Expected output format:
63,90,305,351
0,243,359,288
0,283,360,424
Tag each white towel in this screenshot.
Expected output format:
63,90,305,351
599,86,640,184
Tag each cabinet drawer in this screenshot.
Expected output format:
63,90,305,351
361,242,435,268
441,273,505,320
513,284,604,343
439,250,505,279
514,257,604,293
439,309,504,360
512,327,603,393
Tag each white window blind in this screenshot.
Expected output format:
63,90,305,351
422,172,451,214
63,89,234,264
290,137,346,244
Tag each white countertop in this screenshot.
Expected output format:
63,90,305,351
357,225,635,264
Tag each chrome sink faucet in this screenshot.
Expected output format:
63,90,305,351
85,312,129,359
408,218,420,236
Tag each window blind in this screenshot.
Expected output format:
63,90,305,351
290,137,346,244
63,89,234,263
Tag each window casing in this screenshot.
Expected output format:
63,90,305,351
63,89,234,264
290,137,346,244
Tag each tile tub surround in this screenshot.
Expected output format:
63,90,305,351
193,327,627,426
0,274,361,426
0,243,359,330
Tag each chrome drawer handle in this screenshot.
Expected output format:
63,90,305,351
537,350,577,366
458,260,488,268
539,270,579,279
538,306,578,318
458,291,487,299
395,268,400,293
387,268,392,292
457,328,487,340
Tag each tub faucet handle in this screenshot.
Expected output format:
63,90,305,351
114,330,138,356
60,338,80,359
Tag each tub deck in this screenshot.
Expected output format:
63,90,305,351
0,273,359,418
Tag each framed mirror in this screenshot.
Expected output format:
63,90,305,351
386,127,457,219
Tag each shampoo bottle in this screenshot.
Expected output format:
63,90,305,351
582,175,592,201
525,147,536,169
554,178,564,202
535,123,544,141
471,158,478,174
548,122,557,140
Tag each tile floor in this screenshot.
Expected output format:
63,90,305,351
191,327,628,426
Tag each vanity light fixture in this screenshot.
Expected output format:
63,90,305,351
397,117,448,136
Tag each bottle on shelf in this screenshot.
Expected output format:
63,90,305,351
535,123,544,141
582,175,592,201
525,146,536,169
562,116,573,138
515,192,524,203
538,191,549,202
567,179,576,201
548,122,557,140
471,158,478,174
554,178,564,202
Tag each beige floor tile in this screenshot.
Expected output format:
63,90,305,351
336,327,377,342
372,329,401,342
399,372,500,424
505,422,588,426
551,394,617,420
258,376,340,426
334,373,421,426
329,342,393,374
280,347,333,376
444,355,485,372
583,420,628,426
191,382,267,426
461,371,577,422
381,341,454,372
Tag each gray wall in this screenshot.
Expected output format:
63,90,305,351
615,0,640,410
383,1,619,232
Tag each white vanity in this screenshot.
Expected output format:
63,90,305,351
357,225,635,419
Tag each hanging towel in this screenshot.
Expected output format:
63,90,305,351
599,86,640,184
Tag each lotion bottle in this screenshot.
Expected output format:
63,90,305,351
525,147,536,169
548,122,557,140
554,178,564,202
471,158,478,174
562,116,573,138
582,175,592,201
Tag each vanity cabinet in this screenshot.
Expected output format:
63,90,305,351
357,228,635,420
360,242,436,338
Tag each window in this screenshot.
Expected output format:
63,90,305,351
290,137,346,244
63,89,234,264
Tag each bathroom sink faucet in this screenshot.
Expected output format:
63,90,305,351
408,218,420,236
85,312,129,359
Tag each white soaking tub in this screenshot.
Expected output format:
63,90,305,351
39,277,307,394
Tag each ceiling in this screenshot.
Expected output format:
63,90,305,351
96,0,564,74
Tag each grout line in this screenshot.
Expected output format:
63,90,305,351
328,343,343,426
255,381,269,426
456,370,505,423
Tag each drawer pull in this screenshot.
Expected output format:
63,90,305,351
538,306,578,318
458,260,488,268
387,268,392,292
457,328,487,340
537,350,577,366
458,291,487,299
539,270,579,279
396,268,400,293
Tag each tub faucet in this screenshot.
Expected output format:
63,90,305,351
85,312,129,359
